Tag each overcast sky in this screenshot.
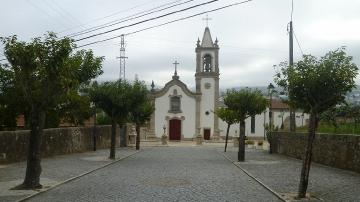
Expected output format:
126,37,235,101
1,0,359,89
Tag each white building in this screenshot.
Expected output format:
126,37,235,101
146,27,308,141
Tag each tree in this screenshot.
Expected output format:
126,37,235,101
89,80,132,159
275,47,358,198
1,33,103,189
224,89,267,161
129,80,154,150
215,107,238,152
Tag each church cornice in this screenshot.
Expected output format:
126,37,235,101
195,72,220,79
151,78,201,99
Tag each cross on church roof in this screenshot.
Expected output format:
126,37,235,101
202,13,212,27
173,60,179,76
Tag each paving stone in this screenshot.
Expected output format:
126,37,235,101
27,147,281,202
0,148,137,202
223,147,360,202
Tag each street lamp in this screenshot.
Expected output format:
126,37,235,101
267,83,275,132
163,124,166,135
91,102,97,151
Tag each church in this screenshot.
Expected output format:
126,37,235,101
147,26,221,141
145,26,308,141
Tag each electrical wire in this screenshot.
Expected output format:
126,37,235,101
68,0,194,38
58,0,177,34
74,0,220,42
77,0,253,48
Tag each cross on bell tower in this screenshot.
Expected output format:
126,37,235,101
202,13,212,27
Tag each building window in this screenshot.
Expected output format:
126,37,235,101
169,96,181,113
251,115,255,134
203,54,212,72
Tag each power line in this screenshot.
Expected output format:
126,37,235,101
58,0,172,34
293,31,304,56
74,0,220,42
68,0,194,38
77,0,253,48
26,0,69,27
43,0,80,27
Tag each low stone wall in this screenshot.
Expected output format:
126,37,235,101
0,125,118,164
271,132,360,173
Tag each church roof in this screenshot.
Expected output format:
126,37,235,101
201,27,214,47
151,76,200,99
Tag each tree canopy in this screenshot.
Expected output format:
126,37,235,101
275,47,358,114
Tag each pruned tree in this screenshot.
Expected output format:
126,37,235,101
89,80,132,159
129,80,154,150
275,47,358,198
1,33,103,189
215,107,238,152
224,88,267,161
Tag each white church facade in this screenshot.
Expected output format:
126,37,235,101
145,27,308,141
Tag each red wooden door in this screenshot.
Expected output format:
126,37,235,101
169,119,181,140
204,129,211,140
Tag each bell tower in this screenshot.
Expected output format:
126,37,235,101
195,27,220,140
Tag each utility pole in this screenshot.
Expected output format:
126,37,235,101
289,20,296,132
116,34,127,80
117,34,128,147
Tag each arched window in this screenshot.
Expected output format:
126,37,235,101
170,96,181,113
203,54,212,72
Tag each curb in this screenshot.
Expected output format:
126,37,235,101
218,150,287,202
16,150,141,202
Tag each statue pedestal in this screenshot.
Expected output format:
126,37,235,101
161,134,168,145
128,125,137,147
195,134,203,145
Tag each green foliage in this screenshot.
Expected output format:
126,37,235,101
224,88,268,121
215,107,239,125
96,111,112,125
89,80,132,126
275,47,358,114
0,64,24,129
129,80,154,125
59,92,92,126
0,33,103,129
297,122,360,135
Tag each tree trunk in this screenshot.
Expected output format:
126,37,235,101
21,107,46,189
238,120,246,161
109,118,117,159
135,123,140,150
298,113,318,198
224,123,230,152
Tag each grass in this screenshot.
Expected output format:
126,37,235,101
296,122,360,135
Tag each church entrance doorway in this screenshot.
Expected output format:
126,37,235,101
204,129,211,140
169,119,181,140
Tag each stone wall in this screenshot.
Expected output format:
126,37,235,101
271,132,360,173
0,125,118,164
